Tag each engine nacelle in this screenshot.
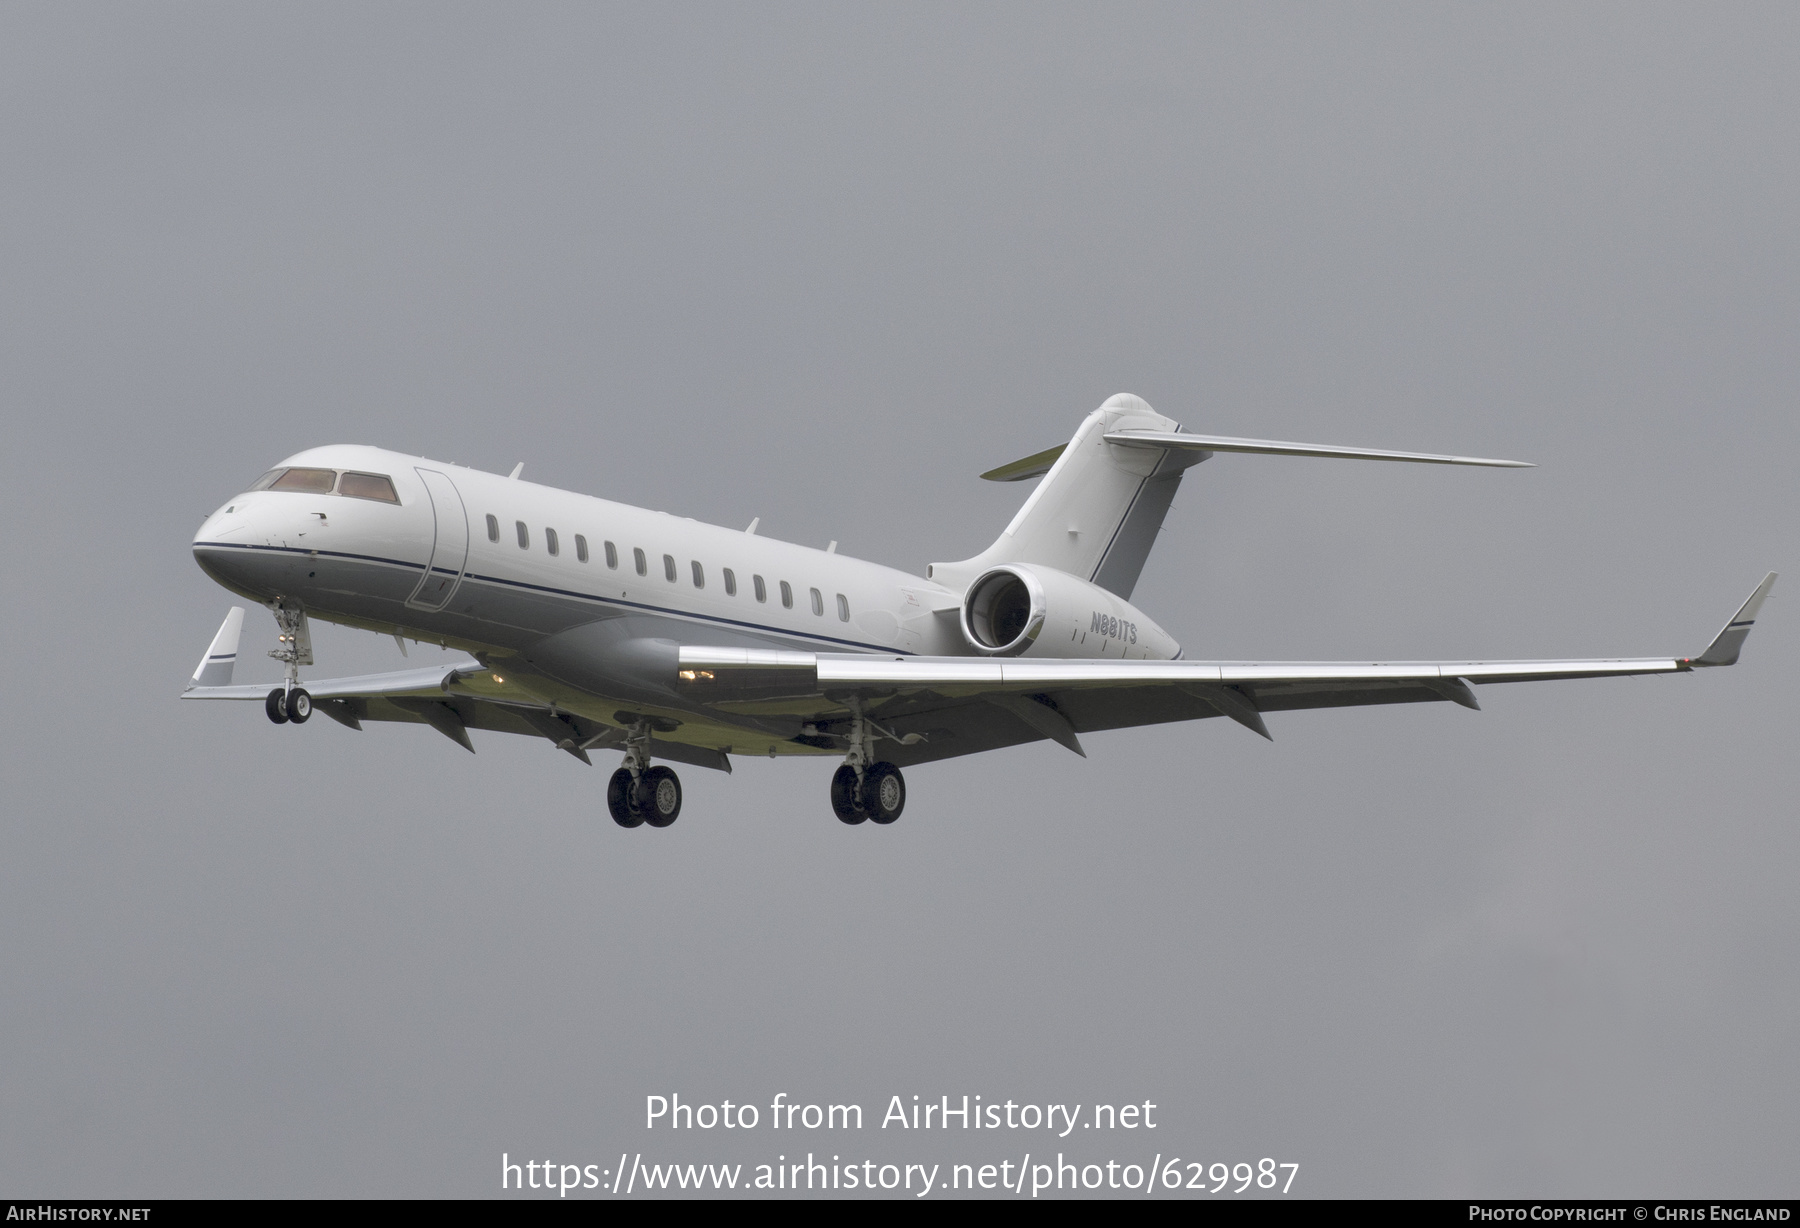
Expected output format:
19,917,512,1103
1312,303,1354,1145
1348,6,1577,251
959,564,1181,660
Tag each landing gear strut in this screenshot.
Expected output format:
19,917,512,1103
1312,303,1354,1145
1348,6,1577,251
606,718,682,829
830,698,906,825
265,602,313,725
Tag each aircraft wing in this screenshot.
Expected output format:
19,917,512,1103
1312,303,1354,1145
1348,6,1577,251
180,574,1771,772
180,642,727,770
182,662,489,704
676,573,1777,766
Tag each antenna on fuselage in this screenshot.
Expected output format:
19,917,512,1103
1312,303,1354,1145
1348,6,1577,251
507,462,524,480
745,517,759,535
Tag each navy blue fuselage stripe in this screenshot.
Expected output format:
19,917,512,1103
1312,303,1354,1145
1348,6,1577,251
193,539,913,655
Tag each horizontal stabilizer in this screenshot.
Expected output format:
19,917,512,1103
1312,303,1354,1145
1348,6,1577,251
1104,429,1533,468
188,607,246,689
1687,572,1777,667
980,444,1069,483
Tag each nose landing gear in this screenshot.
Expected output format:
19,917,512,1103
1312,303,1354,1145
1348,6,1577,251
606,719,683,829
264,602,314,726
265,687,312,724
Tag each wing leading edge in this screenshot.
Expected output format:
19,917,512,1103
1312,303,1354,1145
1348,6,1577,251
674,574,1775,764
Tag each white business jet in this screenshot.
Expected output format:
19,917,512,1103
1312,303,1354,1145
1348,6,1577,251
186,394,1774,829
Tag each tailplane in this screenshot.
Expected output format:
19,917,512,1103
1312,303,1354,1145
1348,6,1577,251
931,394,1532,599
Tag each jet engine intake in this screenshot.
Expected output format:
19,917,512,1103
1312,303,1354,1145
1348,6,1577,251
958,563,1180,660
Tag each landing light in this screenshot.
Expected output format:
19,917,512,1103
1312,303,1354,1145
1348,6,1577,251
678,670,714,681
491,674,505,684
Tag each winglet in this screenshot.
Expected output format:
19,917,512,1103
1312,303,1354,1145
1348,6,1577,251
1688,573,1777,667
187,607,245,690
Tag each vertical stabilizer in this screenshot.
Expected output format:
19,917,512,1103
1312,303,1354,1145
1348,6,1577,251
933,395,1205,599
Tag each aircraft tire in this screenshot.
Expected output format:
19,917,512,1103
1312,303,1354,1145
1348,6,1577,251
265,688,290,724
286,688,312,724
830,765,867,824
862,762,905,825
607,768,645,828
640,766,682,827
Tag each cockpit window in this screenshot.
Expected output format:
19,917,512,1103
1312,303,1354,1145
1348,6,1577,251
268,467,336,494
337,471,399,503
250,466,403,504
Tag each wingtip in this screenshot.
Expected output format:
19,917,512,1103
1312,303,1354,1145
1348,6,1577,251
1692,572,1778,667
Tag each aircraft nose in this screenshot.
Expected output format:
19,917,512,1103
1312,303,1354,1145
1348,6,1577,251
192,496,286,600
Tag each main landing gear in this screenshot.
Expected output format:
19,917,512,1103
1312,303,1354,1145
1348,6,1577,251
264,602,313,726
830,761,905,825
829,697,907,825
607,718,682,829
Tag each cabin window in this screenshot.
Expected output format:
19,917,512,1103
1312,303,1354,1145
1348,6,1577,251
575,534,589,563
605,541,618,569
836,593,850,622
545,528,559,557
515,521,529,549
691,561,704,588
780,581,793,609
486,514,499,542
337,472,399,503
753,575,767,603
810,587,824,616
663,554,677,582
723,568,737,596
634,548,647,576
269,467,336,494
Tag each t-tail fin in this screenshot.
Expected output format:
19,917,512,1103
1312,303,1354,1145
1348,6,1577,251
933,394,1203,600
932,393,1534,599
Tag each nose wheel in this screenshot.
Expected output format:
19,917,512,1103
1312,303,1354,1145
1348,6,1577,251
265,687,312,724
263,603,314,726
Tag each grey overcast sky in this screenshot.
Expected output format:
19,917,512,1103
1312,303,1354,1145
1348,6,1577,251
2,2,1795,1198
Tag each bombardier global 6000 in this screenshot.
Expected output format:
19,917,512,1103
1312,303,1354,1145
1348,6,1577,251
186,393,1774,828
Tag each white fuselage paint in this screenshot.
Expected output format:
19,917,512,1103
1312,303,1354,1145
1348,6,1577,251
195,445,972,659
